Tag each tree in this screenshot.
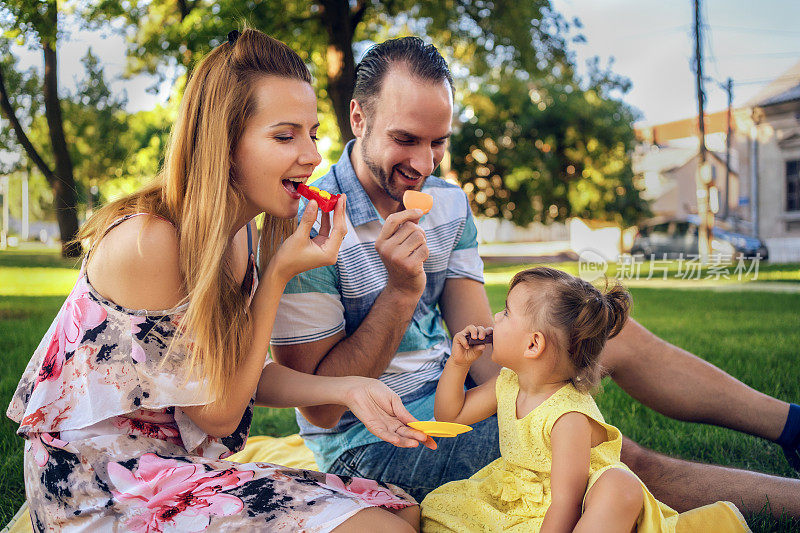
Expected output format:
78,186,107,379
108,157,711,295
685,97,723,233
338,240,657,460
61,50,130,208
80,1,646,228
450,57,650,227
87,0,573,144
0,0,81,256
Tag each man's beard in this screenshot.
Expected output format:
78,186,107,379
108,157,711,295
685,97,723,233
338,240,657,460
360,131,425,203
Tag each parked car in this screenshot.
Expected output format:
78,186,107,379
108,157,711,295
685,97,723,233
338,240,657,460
631,216,769,260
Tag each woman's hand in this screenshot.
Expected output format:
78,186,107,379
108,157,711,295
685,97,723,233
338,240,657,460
450,325,493,369
269,195,347,284
344,377,437,450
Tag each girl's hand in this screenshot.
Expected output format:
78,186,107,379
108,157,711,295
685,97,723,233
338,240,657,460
451,325,493,369
270,195,347,284
344,377,437,450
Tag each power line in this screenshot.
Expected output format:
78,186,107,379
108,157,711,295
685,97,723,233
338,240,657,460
703,27,722,80
710,25,800,35
701,1,722,83
734,74,800,86
713,51,800,59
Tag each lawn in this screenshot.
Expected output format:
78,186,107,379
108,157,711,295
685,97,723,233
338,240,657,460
1,249,799,531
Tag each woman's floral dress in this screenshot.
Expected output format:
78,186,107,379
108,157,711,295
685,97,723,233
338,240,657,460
7,213,416,532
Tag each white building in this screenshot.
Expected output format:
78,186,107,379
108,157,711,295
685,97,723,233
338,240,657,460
634,61,800,262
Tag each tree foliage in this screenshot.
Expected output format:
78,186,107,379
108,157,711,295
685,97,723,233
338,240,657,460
2,0,650,235
62,50,129,202
0,8,151,243
452,57,650,227
85,0,574,142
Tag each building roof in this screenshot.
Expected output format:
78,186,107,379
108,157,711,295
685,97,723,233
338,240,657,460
633,146,736,176
746,59,800,107
633,146,696,173
634,109,735,144
758,82,800,107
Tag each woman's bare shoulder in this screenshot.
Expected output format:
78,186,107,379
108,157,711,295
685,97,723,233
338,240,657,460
86,215,185,311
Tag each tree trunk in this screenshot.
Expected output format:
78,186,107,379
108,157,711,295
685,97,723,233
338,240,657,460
319,0,358,143
177,0,197,78
0,68,56,185
42,22,81,257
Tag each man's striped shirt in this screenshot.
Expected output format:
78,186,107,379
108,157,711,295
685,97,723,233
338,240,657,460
271,141,484,469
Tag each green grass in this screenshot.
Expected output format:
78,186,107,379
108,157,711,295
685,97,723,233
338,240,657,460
1,251,799,530
484,260,800,285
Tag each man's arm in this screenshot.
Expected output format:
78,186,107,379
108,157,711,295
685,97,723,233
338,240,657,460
439,277,500,385
271,286,421,428
271,209,428,428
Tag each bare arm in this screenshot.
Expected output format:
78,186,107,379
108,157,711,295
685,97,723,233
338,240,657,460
94,200,356,438
181,264,290,437
254,363,433,449
271,287,420,427
179,200,352,436
439,277,500,385
86,215,185,312
272,209,428,428
88,215,271,437
540,412,592,533
434,325,498,425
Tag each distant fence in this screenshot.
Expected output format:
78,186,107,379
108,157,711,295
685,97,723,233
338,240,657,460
475,217,635,261
474,217,569,244
765,238,800,263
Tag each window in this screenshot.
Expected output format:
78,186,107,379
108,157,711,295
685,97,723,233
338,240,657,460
788,160,800,212
651,222,670,236
672,222,690,237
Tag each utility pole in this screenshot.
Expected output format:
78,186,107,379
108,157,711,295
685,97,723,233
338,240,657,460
1,175,8,250
723,77,733,221
694,0,713,261
23,160,31,241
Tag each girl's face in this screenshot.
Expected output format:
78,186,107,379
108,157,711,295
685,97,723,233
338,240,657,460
233,76,322,220
491,285,537,369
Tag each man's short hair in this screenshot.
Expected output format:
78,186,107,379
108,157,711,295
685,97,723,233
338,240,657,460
353,36,454,116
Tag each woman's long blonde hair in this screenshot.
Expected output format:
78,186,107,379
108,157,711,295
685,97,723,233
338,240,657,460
78,28,311,401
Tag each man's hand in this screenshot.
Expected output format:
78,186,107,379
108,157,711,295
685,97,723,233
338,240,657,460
451,325,493,369
374,209,428,296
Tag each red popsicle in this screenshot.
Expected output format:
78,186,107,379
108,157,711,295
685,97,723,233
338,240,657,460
297,183,341,213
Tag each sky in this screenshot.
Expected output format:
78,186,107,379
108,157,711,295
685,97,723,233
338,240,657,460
551,0,800,124
8,0,800,127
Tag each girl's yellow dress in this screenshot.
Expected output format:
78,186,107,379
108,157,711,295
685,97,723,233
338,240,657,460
421,368,751,532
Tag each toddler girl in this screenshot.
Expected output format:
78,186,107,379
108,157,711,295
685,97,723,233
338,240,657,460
421,267,750,532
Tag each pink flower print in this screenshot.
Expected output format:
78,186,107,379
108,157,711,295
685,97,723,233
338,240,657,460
131,316,147,363
108,453,253,532
28,433,69,467
113,415,182,447
323,474,412,509
37,279,107,384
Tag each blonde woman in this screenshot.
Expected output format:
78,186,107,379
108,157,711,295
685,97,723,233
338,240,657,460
7,28,434,532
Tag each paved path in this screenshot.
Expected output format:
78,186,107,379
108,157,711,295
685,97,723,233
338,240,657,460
477,242,800,293
479,241,577,263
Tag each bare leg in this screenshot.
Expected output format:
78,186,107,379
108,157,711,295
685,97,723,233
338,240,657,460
574,468,643,533
622,437,800,516
390,505,420,531
601,317,790,441
332,506,417,533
